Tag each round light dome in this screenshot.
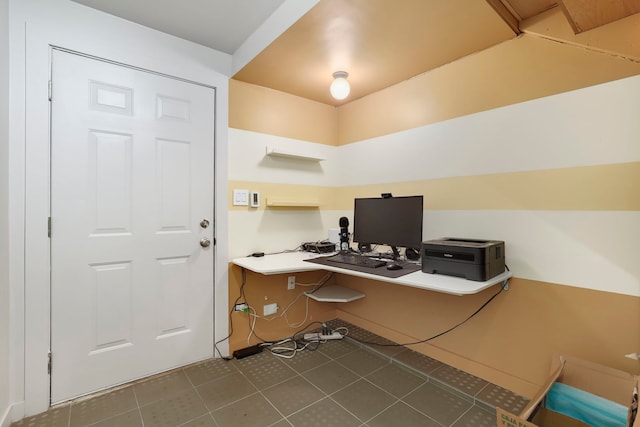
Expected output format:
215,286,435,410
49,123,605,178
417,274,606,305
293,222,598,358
330,71,350,100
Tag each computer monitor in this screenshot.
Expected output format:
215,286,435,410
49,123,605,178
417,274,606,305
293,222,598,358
352,195,424,259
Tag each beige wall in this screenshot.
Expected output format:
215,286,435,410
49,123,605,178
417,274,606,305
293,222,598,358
229,79,338,146
337,33,640,145
227,19,640,397
334,276,640,398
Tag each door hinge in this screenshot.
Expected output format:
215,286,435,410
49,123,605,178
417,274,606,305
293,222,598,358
48,80,52,101
48,216,51,238
47,351,52,375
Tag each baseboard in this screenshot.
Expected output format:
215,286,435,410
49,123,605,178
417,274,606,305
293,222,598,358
0,404,10,427
0,400,25,427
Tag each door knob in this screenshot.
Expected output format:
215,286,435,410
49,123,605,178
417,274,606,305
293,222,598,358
200,238,211,248
200,219,210,229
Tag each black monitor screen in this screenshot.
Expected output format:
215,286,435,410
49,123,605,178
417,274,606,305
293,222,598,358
353,195,423,250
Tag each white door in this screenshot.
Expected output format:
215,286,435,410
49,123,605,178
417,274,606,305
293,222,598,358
50,49,215,403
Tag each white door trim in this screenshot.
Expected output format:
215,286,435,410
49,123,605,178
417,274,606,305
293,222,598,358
15,28,229,416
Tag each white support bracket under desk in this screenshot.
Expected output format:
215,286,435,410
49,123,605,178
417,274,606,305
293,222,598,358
304,285,366,303
231,252,512,297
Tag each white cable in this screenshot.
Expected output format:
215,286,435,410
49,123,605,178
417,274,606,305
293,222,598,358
334,326,349,336
246,272,331,326
247,306,258,345
284,294,310,328
243,271,335,351
269,340,315,359
296,272,333,288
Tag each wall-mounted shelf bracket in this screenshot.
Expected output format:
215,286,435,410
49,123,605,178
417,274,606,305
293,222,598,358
266,199,320,208
265,147,325,162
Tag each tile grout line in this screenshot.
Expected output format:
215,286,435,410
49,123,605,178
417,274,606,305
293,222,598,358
130,383,145,427
398,393,449,427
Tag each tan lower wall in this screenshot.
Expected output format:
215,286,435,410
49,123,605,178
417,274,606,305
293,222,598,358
227,264,338,353
333,274,640,397
226,262,640,397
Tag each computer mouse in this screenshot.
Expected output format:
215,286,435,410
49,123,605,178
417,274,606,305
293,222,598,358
387,263,403,270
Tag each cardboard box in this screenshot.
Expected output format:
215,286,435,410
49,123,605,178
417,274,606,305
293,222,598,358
497,355,639,427
497,406,590,427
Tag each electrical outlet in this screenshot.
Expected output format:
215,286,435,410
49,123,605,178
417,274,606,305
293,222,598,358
263,303,278,316
287,276,295,290
234,302,248,312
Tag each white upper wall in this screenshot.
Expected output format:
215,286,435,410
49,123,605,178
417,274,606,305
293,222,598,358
338,75,640,186
1,0,10,423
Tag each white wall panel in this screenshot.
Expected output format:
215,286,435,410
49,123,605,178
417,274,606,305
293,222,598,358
338,75,640,186
231,207,640,297
89,262,133,353
424,210,640,297
89,131,132,235
156,257,190,337
0,0,9,423
229,129,339,186
156,139,191,231
228,210,349,259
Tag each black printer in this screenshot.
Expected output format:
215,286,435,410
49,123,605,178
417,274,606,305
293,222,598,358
421,238,505,281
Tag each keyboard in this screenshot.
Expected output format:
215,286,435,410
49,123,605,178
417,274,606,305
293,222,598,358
325,253,387,268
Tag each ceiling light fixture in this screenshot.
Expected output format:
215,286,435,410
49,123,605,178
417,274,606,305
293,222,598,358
330,71,350,100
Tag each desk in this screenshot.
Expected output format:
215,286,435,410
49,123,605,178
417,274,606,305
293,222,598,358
232,251,512,297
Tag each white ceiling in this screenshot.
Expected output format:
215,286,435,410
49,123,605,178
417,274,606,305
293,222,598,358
71,0,289,55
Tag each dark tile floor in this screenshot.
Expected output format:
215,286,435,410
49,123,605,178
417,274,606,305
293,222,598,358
12,319,529,427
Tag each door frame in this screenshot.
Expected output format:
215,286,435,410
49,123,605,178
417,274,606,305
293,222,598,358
16,32,229,417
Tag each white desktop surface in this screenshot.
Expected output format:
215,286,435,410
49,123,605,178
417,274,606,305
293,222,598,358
231,251,512,296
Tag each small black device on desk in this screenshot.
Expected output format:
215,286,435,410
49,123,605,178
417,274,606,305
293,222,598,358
302,241,336,254
421,238,505,281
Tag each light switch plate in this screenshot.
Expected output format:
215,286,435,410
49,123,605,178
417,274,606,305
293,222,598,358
233,189,249,206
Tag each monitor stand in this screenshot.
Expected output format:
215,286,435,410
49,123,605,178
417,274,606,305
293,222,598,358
391,246,401,260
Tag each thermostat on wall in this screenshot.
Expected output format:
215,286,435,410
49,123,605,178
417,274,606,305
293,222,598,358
250,191,260,207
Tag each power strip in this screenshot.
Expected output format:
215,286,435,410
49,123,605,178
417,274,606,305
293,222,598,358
303,331,343,341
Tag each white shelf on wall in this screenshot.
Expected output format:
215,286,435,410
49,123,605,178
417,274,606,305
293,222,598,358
266,199,320,208
304,285,365,303
265,147,325,161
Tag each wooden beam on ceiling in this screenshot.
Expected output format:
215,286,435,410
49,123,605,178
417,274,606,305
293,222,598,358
558,0,640,33
500,0,558,20
485,0,521,33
